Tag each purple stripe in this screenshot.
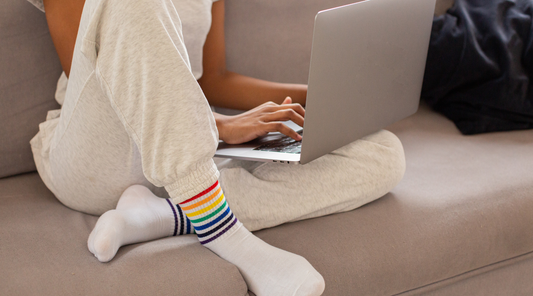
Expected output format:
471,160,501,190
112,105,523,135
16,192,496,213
165,199,178,236
200,217,238,245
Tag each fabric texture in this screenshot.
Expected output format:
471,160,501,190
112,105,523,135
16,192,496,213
0,0,62,178
0,173,249,296
422,0,533,134
26,0,216,80
31,0,220,207
216,131,405,232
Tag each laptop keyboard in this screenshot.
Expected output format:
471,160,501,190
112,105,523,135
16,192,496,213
253,130,303,154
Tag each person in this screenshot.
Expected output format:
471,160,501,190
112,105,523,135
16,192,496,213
28,0,406,294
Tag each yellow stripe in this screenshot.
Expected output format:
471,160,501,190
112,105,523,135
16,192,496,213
187,193,224,217
181,187,221,211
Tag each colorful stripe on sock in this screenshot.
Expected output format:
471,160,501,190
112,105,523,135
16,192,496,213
165,198,195,236
178,180,239,244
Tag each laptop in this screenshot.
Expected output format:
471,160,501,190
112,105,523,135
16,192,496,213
215,0,436,165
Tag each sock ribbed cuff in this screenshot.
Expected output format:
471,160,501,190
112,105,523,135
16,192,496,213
178,180,239,244
165,199,195,236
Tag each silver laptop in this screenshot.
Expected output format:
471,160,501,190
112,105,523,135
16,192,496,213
215,0,436,164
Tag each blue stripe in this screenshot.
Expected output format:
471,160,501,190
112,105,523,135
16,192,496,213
194,206,231,231
197,213,235,238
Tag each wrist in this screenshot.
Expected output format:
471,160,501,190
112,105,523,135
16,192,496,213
284,83,308,106
213,112,230,142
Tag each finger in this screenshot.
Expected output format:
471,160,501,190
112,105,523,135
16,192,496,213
263,122,303,141
258,101,284,113
282,97,292,105
269,103,306,118
263,109,305,128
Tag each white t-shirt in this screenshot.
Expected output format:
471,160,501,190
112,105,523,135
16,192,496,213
27,0,217,80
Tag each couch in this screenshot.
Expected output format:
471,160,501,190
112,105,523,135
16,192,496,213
2,0,533,295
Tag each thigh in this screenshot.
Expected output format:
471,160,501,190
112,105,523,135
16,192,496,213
44,2,157,215
48,74,155,215
219,130,406,231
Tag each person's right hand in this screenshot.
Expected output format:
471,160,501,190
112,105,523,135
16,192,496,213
215,97,305,145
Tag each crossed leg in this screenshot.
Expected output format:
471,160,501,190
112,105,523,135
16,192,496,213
87,129,405,261
31,0,334,294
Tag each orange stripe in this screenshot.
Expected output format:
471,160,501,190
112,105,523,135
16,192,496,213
181,187,221,211
187,193,225,217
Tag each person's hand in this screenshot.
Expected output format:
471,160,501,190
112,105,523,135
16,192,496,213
215,97,305,144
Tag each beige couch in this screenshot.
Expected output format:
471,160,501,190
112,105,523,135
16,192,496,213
2,0,533,295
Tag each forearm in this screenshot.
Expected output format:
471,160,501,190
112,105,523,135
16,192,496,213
199,71,307,110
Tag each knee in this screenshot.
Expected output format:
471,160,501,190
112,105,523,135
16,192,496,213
335,130,406,189
365,130,406,188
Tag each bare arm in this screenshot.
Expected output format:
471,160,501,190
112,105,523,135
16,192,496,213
43,0,85,77
198,0,308,110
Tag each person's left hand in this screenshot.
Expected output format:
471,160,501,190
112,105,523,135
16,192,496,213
215,97,305,144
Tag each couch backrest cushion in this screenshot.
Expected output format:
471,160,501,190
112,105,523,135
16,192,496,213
0,0,62,178
224,0,451,83
224,0,358,84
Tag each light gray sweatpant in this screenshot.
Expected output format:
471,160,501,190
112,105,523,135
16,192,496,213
31,0,406,232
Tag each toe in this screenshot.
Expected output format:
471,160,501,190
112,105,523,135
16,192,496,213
294,269,325,296
93,235,116,263
87,210,123,263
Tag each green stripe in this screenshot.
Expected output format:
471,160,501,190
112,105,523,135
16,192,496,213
190,200,227,224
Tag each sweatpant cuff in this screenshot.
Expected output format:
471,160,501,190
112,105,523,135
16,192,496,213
165,159,220,203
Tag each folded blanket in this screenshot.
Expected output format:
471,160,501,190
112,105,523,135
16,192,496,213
422,0,533,134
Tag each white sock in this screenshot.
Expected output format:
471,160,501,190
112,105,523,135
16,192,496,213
209,224,325,296
178,180,325,296
88,185,182,262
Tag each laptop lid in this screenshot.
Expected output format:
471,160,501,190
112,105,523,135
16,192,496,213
215,0,436,164
299,0,436,164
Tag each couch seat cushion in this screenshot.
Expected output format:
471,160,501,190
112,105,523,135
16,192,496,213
2,106,532,296
251,104,533,295
0,173,248,296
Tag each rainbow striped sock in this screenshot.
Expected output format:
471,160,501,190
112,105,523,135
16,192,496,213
165,199,195,235
178,180,240,245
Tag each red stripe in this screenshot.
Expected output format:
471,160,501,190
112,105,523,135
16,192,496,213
179,180,219,205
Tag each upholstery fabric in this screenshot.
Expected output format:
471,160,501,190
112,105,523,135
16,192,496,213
224,0,358,85
224,0,456,83
0,173,248,295
397,251,533,295
2,106,533,295
0,0,62,178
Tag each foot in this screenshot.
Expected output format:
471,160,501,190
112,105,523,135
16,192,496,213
178,180,325,295
87,185,178,262
206,224,325,296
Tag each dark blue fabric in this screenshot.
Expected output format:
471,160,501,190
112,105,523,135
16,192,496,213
421,0,533,134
